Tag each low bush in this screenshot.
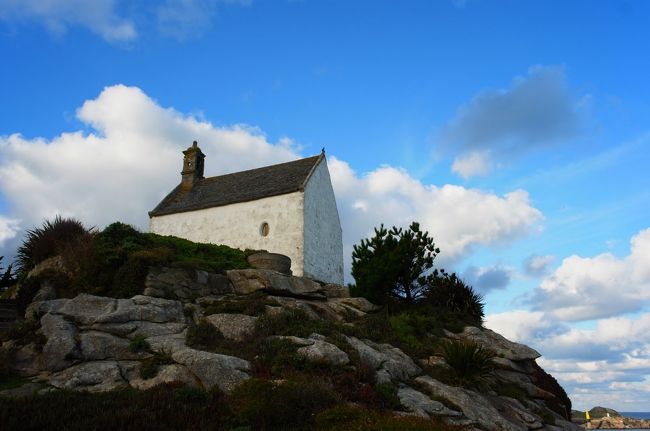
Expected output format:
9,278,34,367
424,272,485,326
16,216,91,275
128,335,150,354
0,384,233,431
186,319,224,352
230,378,337,429
441,340,495,385
138,350,174,380
315,405,454,431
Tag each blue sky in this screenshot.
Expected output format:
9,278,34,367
1,0,649,411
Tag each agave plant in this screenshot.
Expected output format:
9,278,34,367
16,215,91,274
441,339,496,382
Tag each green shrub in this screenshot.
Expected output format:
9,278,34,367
128,335,150,354
374,382,402,410
138,350,174,380
315,405,450,430
254,308,342,339
16,216,91,275
0,383,233,431
351,222,440,305
186,319,224,351
230,378,337,429
0,256,16,291
441,339,495,384
424,271,485,325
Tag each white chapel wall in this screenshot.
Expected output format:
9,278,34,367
150,192,306,276
303,159,344,284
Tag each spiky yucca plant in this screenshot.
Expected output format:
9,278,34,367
16,215,91,274
441,339,496,382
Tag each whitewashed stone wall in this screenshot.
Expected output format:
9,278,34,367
150,192,306,276
303,159,344,284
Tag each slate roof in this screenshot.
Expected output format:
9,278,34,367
149,153,323,217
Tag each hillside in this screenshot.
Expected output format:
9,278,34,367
0,221,578,430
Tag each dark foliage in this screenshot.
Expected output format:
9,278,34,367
315,405,454,431
35,221,250,299
15,269,72,316
351,222,440,304
441,339,496,385
203,292,269,316
186,319,225,352
0,384,233,431
0,256,16,290
230,378,337,429
16,216,91,274
424,270,485,325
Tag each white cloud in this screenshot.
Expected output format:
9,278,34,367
451,151,493,179
485,310,554,343
523,254,555,277
530,228,650,321
329,158,543,272
487,310,650,410
0,216,20,246
0,0,136,41
0,85,299,239
439,66,582,179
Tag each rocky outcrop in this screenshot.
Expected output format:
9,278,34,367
2,264,576,431
205,313,257,341
586,416,650,429
276,334,350,366
227,269,326,299
144,267,232,300
345,336,421,384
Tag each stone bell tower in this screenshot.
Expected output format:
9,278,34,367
181,141,205,191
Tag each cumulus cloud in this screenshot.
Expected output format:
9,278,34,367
0,84,543,283
451,151,492,179
0,216,20,244
328,158,543,272
439,66,582,178
0,84,299,247
0,0,137,41
487,310,650,410
523,254,555,277
529,228,650,321
462,265,511,294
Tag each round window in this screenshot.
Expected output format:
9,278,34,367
260,222,270,237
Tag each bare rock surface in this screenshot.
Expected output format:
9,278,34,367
397,385,462,418
145,267,232,300
276,334,350,365
123,363,201,391
450,326,541,361
79,331,143,361
49,360,132,392
205,313,257,341
416,375,527,431
171,347,251,392
227,269,325,299
40,313,79,371
345,336,420,383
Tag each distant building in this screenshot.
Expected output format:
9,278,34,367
149,141,344,284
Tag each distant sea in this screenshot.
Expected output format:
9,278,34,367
621,412,650,420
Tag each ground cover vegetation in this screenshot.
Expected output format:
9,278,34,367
0,216,568,429
10,218,249,310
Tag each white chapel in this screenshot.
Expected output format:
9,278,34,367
149,141,344,285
